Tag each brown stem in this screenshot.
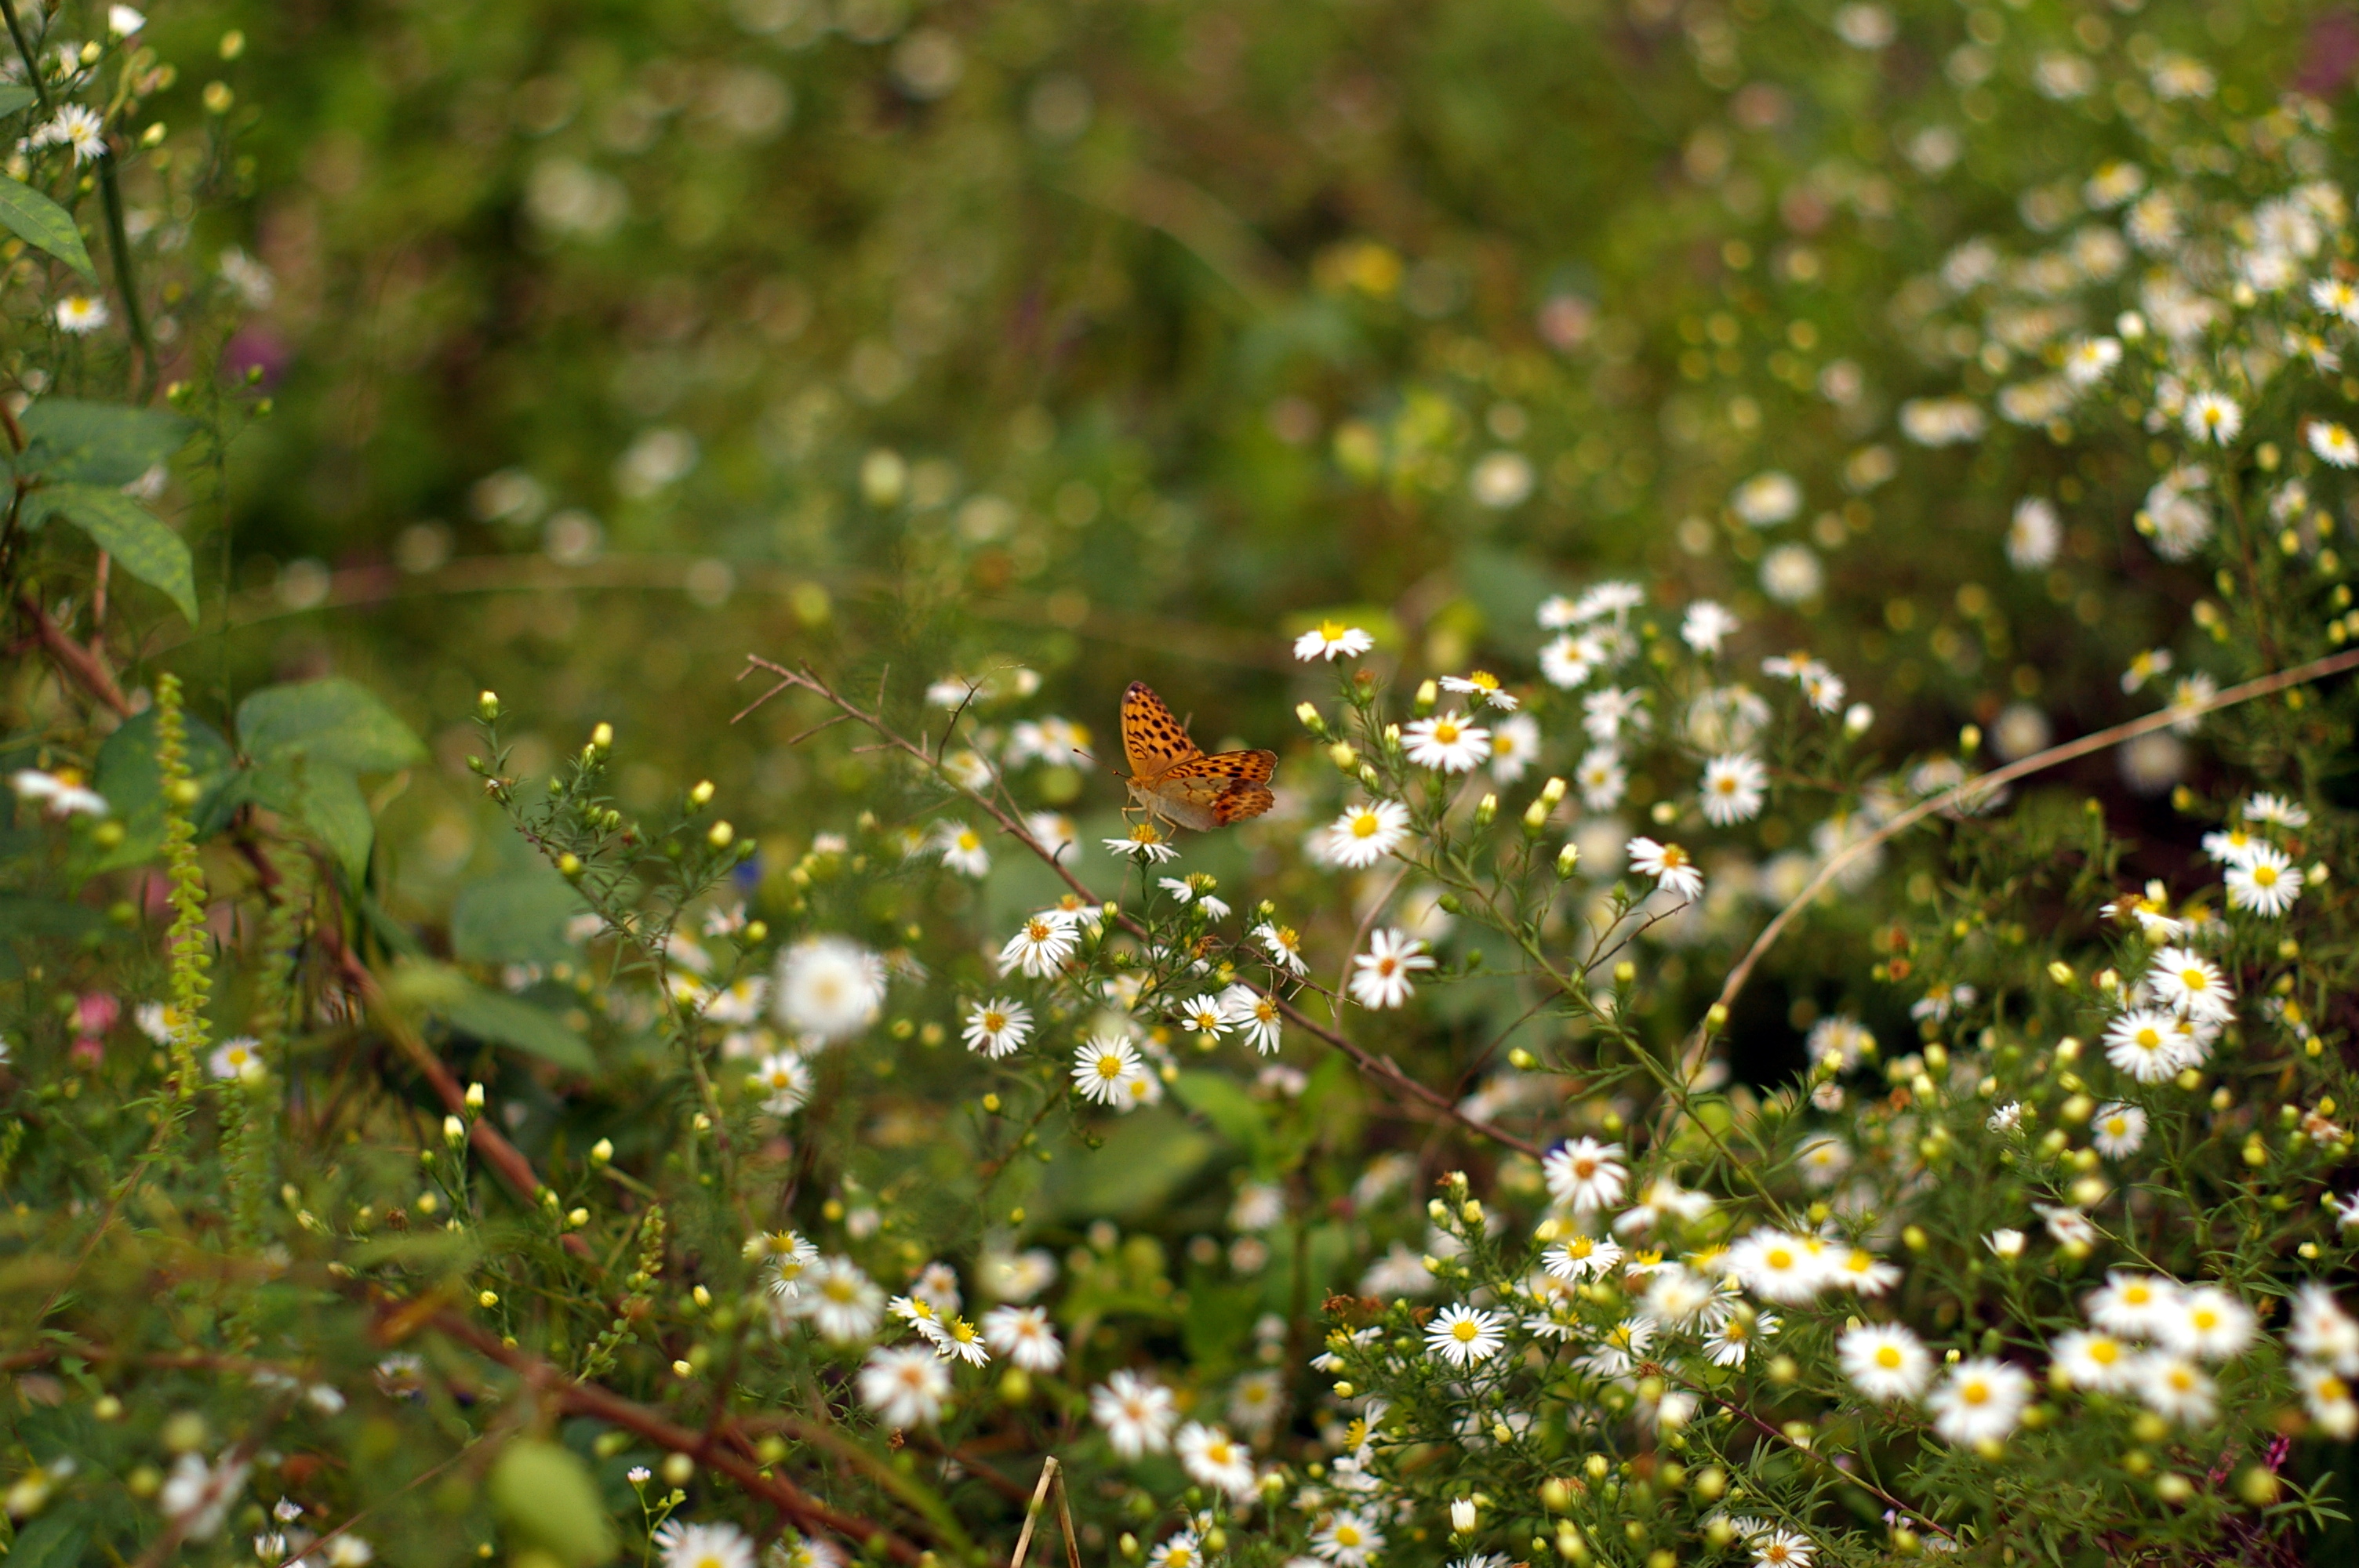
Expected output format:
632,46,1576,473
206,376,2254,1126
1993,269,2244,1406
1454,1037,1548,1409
16,590,132,715
423,1308,924,1562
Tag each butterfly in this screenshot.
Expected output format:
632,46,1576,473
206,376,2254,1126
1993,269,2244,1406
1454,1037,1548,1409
1119,682,1277,833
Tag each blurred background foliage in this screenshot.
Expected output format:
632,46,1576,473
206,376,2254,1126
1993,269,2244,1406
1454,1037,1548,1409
161,0,2334,1073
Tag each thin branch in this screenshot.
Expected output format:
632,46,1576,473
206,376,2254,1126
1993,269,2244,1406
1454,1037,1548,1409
16,591,132,715
420,1308,925,1563
1698,644,2359,1054
735,655,1543,1157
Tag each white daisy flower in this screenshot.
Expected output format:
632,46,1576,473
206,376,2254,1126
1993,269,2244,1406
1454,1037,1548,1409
1295,621,1375,662
1837,1323,1930,1400
1072,1036,1149,1108
1404,712,1491,772
1349,928,1434,1009
1626,837,1704,898
1699,753,1767,825
1325,800,1412,868
2225,844,2303,916
1926,1357,2031,1445
961,997,1033,1058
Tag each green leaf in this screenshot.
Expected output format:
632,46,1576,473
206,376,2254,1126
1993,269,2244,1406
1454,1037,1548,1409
0,85,38,120
385,960,596,1073
488,1439,619,1566
24,484,197,622
0,175,96,279
1043,1106,1216,1221
5,1513,92,1568
237,678,427,774
451,867,591,965
1173,1069,1271,1166
243,763,375,881
78,707,238,874
18,400,194,485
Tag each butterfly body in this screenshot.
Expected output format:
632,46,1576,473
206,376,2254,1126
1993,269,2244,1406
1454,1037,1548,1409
1119,682,1276,833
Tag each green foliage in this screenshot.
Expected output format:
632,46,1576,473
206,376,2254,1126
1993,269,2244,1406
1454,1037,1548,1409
13,1,2359,1565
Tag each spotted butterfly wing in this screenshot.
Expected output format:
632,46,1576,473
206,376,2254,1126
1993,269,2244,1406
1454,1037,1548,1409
1163,750,1278,826
1119,681,1278,831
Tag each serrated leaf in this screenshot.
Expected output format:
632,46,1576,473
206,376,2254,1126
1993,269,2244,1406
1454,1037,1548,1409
451,868,591,965
0,85,38,120
25,484,197,622
5,1513,92,1568
0,175,95,279
489,1440,618,1566
384,960,596,1073
78,707,238,875
237,677,427,775
18,399,194,485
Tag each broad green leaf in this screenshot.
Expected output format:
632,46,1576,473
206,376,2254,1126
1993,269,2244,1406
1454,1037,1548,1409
384,960,596,1073
26,484,197,622
488,1440,618,1566
0,85,38,120
78,708,238,875
1173,1069,1271,1167
451,867,591,965
18,399,194,485
237,678,427,775
1043,1105,1216,1221
0,175,95,279
5,1513,92,1568
244,763,376,881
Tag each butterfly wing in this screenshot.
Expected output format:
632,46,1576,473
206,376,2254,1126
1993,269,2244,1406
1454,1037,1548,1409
1158,749,1279,826
1121,682,1201,781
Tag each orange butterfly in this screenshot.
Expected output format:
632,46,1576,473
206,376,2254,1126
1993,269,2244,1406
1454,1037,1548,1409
1119,682,1277,833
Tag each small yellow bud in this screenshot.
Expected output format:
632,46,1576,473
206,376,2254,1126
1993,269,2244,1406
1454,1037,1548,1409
691,779,716,805
708,821,735,848
478,1290,499,1308
591,1138,614,1165
591,722,614,750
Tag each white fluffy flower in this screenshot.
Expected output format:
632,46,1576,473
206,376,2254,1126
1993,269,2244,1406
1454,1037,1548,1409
774,938,887,1040
1926,1357,2031,1445
858,1346,950,1427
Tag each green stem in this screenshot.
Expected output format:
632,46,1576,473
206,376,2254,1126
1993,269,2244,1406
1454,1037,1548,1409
0,0,50,113
97,157,157,398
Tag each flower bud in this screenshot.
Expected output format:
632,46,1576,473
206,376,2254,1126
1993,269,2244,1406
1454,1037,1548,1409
1556,842,1580,879
1524,797,1551,834
478,691,500,720
591,722,614,750
2047,960,2074,986
464,1081,485,1110
591,1138,614,1165
443,1116,465,1145
1451,1498,1478,1534
1540,775,1568,807
1844,702,1874,736
690,779,716,806
557,853,584,879
1330,742,1359,772
1415,679,1438,713
1474,793,1497,828
1296,702,1327,736
708,821,735,848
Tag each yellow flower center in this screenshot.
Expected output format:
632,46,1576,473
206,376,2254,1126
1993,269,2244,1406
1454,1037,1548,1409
1961,1381,1990,1406
1351,814,1380,838
1096,1054,1125,1080
1875,1346,1903,1370
1453,1319,1481,1342
1434,721,1460,742
2255,866,2279,887
983,1011,1007,1032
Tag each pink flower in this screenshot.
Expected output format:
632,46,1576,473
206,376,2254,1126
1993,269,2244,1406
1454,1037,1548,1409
75,993,120,1034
